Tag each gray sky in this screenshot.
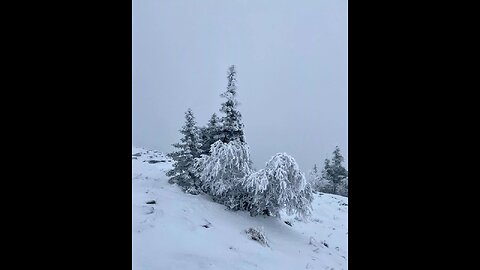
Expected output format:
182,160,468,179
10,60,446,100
132,0,348,171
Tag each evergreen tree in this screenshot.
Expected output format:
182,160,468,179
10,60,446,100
313,164,318,174
243,153,313,220
199,113,221,156
166,108,202,193
320,158,334,193
307,164,321,193
218,65,245,143
337,177,348,197
322,146,348,195
321,158,331,180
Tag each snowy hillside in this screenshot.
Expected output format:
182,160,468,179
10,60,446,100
132,146,348,270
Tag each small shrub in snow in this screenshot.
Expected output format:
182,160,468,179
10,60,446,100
245,227,269,247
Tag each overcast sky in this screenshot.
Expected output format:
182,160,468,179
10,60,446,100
132,0,348,171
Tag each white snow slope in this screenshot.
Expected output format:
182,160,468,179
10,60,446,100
132,146,348,270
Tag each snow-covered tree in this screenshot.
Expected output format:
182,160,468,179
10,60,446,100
194,140,253,201
307,164,321,192
199,113,221,156
166,108,202,193
243,153,313,220
218,65,245,144
312,164,318,175
322,146,348,195
307,162,333,194
337,177,348,197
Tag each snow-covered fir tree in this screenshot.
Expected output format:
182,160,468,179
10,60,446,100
199,113,221,156
307,164,321,192
322,146,348,195
218,65,245,144
337,177,348,197
194,140,253,202
166,108,202,193
319,159,334,193
307,162,333,194
243,153,313,220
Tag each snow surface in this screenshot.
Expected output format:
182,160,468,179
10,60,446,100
132,146,348,270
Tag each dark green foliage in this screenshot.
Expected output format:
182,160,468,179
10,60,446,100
313,164,318,174
218,65,245,144
322,146,348,195
199,113,222,156
166,108,202,192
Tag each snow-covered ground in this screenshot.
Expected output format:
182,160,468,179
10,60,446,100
132,146,348,270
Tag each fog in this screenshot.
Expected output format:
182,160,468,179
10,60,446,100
133,0,348,170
